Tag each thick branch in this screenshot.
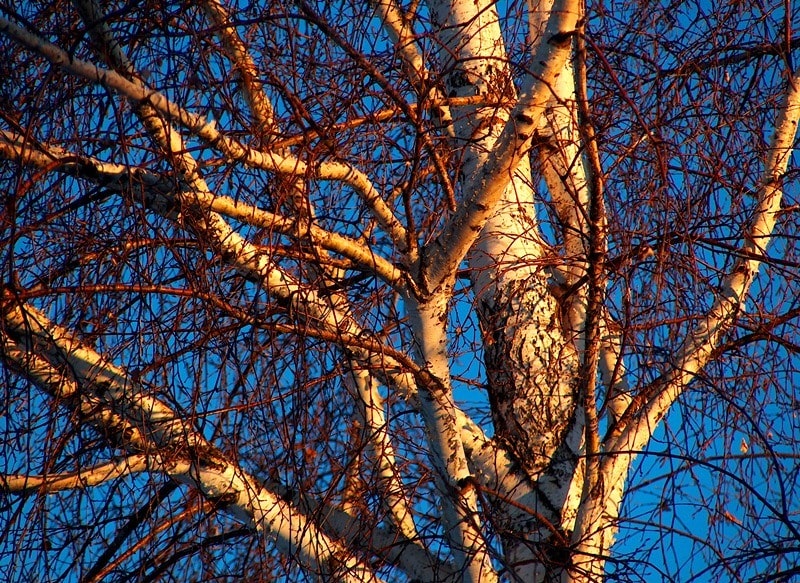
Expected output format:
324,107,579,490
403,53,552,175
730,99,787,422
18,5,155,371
407,291,497,583
610,72,800,460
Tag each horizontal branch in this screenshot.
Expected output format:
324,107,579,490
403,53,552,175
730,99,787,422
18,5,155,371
1,455,151,493
271,95,513,150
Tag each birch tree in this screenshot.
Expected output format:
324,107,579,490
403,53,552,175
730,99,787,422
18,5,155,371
1,1,800,581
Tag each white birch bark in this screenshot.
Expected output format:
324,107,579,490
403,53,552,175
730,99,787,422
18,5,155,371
407,290,497,583
2,2,793,581
422,1,584,579
4,0,422,559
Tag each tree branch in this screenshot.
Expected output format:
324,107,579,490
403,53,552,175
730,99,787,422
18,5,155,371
0,129,404,288
0,293,385,583
1,455,151,493
610,71,800,457
197,0,276,136
0,15,409,253
407,291,497,583
570,71,800,582
369,0,454,137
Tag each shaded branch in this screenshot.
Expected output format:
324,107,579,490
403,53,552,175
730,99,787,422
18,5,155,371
0,293,385,583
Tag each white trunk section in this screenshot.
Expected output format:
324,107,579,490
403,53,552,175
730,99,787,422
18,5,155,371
424,1,584,580
422,0,581,288
407,290,498,583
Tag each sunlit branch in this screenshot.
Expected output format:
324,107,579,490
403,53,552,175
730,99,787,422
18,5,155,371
80,3,421,545
597,318,632,424
3,102,500,562
6,6,546,576
0,15,409,253
1,455,154,493
0,129,517,510
0,333,149,451
531,2,590,303
0,129,403,288
0,294,385,583
30,4,397,555
284,479,459,582
369,0,456,211
407,293,497,583
369,0,454,136
198,0,276,134
574,16,605,493
2,288,438,580
610,72,800,455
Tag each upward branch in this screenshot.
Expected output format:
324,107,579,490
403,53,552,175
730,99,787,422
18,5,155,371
569,72,800,583
610,73,800,456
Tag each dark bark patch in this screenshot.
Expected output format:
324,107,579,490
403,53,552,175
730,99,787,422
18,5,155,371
548,31,574,48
